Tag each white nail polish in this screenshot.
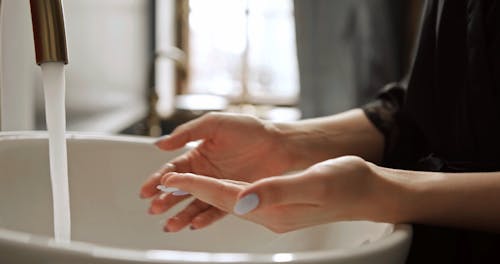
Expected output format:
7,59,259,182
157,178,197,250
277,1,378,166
172,190,190,196
157,185,190,196
156,185,180,193
234,193,259,215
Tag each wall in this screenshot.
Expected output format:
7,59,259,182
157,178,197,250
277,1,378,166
1,0,157,133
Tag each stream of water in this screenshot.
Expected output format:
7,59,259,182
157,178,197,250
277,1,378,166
41,62,71,243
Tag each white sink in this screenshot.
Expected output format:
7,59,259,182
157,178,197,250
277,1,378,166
0,132,412,263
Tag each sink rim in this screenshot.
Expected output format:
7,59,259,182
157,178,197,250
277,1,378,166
0,131,413,263
0,225,412,263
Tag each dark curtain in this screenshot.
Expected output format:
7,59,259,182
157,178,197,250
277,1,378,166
294,0,406,117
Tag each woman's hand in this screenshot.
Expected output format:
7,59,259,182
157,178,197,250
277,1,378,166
139,113,296,231
160,156,399,233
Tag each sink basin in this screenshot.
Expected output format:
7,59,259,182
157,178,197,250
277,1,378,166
0,132,412,263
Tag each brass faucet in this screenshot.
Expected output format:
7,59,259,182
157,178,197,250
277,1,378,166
0,0,70,64
0,0,68,129
29,0,68,65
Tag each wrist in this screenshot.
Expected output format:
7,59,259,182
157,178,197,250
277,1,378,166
272,121,322,171
367,163,425,224
273,110,385,170
258,120,301,173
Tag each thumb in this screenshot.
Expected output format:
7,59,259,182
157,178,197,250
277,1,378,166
233,173,315,215
154,113,218,150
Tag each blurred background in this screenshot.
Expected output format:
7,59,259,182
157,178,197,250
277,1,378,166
0,0,423,136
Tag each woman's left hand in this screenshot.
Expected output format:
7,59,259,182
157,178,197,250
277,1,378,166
160,155,399,233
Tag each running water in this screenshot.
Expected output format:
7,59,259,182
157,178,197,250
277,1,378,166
41,62,71,243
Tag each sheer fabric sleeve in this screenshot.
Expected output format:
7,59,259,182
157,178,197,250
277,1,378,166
361,82,406,159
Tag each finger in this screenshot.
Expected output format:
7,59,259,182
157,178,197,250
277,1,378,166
234,173,317,215
139,152,196,199
154,113,220,150
190,207,227,230
163,172,242,213
221,179,249,186
140,163,176,198
164,154,193,174
164,199,211,232
148,192,192,215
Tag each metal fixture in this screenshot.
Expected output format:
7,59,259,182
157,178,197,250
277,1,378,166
29,0,68,65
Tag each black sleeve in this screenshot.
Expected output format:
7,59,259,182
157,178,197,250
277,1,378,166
361,82,406,159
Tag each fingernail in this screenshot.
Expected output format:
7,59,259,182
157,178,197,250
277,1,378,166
172,190,190,196
161,163,176,171
163,226,170,232
149,206,162,215
189,225,197,230
157,185,189,196
234,193,259,215
156,185,180,193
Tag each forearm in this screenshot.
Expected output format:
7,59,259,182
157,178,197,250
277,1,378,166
274,109,384,171
373,165,500,232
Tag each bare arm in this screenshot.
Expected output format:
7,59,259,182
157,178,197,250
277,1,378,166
142,109,386,231
374,165,500,232
277,109,500,231
160,157,500,233
275,108,384,171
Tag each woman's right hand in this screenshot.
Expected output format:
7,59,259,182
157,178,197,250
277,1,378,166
139,112,296,231
160,156,396,234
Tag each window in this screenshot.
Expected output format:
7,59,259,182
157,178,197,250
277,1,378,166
186,0,299,105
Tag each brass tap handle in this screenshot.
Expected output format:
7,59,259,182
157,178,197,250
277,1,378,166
30,0,68,65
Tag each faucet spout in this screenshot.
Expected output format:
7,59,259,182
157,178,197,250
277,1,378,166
29,0,68,65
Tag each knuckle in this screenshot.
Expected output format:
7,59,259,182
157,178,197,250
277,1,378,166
257,179,284,204
211,182,234,211
217,181,234,195
164,172,190,187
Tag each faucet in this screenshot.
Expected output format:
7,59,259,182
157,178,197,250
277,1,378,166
0,0,68,130
29,0,68,65
0,0,68,65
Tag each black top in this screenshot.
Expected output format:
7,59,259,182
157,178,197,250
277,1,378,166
364,0,500,172
362,0,500,262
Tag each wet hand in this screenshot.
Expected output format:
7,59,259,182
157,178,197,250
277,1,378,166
139,113,294,231
160,156,388,233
